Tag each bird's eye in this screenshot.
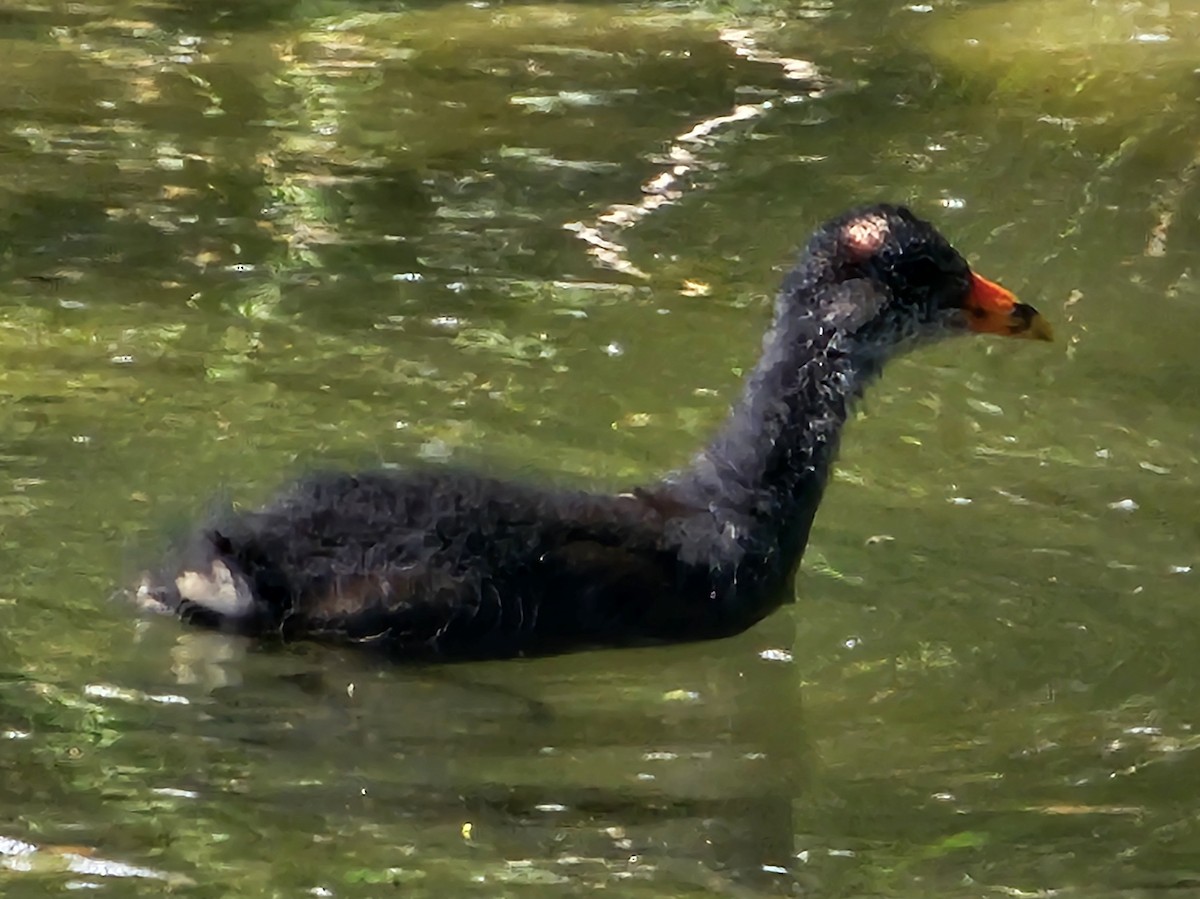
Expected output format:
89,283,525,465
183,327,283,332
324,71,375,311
908,257,943,281
894,255,946,303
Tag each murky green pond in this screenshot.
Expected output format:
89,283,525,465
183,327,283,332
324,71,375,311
1,0,1198,895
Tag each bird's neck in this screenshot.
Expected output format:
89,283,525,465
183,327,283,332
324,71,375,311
673,284,886,571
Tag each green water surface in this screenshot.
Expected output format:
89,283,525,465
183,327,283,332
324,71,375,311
1,0,1198,895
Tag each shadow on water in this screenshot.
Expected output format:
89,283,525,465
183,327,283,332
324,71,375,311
18,612,810,894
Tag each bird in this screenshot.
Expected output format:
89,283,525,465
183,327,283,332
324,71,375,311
137,203,1053,661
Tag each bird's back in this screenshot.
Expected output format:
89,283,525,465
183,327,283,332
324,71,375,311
141,468,743,658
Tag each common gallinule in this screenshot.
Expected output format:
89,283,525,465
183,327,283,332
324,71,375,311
138,203,1052,659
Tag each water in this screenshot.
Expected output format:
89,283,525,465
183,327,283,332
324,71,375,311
1,0,1198,895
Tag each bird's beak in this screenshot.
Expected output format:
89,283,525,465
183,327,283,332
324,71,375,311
964,272,1054,341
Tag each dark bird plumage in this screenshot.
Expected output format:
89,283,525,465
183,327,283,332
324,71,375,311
138,204,1051,660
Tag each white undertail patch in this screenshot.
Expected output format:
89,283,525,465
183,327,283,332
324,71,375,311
175,560,255,618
